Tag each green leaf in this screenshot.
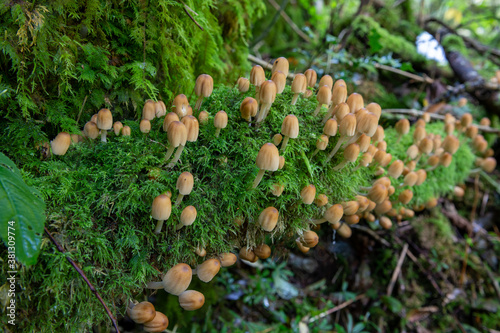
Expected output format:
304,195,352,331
381,295,403,313
0,153,45,265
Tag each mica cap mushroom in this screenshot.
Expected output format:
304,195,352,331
280,115,299,151
214,110,228,137
51,132,71,156
194,74,213,110
96,108,113,142
152,194,172,234
195,258,221,282
258,206,279,232
253,143,279,188
147,263,192,295
179,290,205,311
176,172,194,206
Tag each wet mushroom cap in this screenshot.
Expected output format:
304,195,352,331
196,259,221,282
162,263,192,295
258,207,279,232
143,311,169,333
179,290,205,311
256,143,280,171
177,172,194,195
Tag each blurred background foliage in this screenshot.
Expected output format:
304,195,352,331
1,0,500,332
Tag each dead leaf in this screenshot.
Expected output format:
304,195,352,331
406,306,439,322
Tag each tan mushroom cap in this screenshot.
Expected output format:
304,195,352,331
315,194,328,207
324,204,344,224
214,111,228,129
181,115,199,142
143,311,169,332
140,119,151,133
51,132,71,155
237,77,250,92
167,121,187,147
331,83,348,106
113,121,123,136
239,247,257,262
176,172,194,195
250,65,265,87
319,75,333,90
258,206,279,232
291,74,307,93
128,301,156,324
388,160,404,179
240,97,259,121
304,68,317,87
366,103,382,119
300,184,316,204
195,74,214,98
121,126,131,136
356,134,371,152
302,230,319,247
84,121,100,139
96,108,113,130
281,115,299,138
395,118,410,136
346,93,364,113
152,194,172,221
272,57,289,77
256,143,280,171
179,290,205,311
399,189,413,204
271,71,287,94
180,205,197,226
173,94,189,118
254,244,271,259
260,80,277,104
317,85,332,105
339,113,357,137
323,119,338,137
219,253,237,267
155,101,167,118
143,100,156,120
163,112,180,132
334,103,350,121
368,184,388,204
196,258,221,282
316,135,329,150
344,143,360,163
342,201,359,216
162,263,192,295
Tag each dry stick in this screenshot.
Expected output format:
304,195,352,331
382,108,500,134
386,243,409,296
350,224,391,247
374,63,434,84
44,227,120,333
266,0,311,43
308,293,366,324
247,54,296,80
182,3,203,31
75,95,89,124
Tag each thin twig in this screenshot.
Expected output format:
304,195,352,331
182,4,203,31
374,63,434,84
76,95,88,124
44,227,120,333
387,243,409,296
350,224,391,247
381,109,500,134
266,0,311,43
247,54,296,80
308,293,366,323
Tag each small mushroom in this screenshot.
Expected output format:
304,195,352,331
96,108,113,142
325,113,356,162
214,110,228,137
195,259,221,282
143,100,156,120
172,94,190,118
318,75,333,90
252,143,279,188
256,80,277,122
143,312,169,333
176,172,194,206
240,97,258,122
84,121,100,139
127,301,156,324
332,143,360,171
165,121,187,167
181,115,199,142
179,290,205,311
301,230,319,248
50,132,71,156
311,134,329,158
272,57,289,77
291,74,307,105
236,77,250,92
219,253,237,267
162,112,180,132
304,68,317,88
271,71,286,94
346,93,364,113
239,247,258,262
250,65,266,100
155,100,167,117
121,126,131,136
194,74,214,110
152,194,172,234
395,118,410,143
280,115,299,151
147,263,192,295
198,110,209,125
113,121,123,136
300,185,316,204
258,207,279,232
313,85,332,116
176,205,197,230
254,244,271,259
140,119,151,134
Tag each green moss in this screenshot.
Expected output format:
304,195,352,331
441,34,469,55
0,84,482,331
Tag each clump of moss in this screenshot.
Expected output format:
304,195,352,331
0,83,483,331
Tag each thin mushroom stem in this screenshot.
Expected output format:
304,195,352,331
146,281,164,289
312,218,327,224
154,220,165,234
291,93,300,105
325,136,347,163
344,133,361,147
322,108,335,124
252,169,266,188
101,130,107,143
195,96,204,110
311,148,320,158
281,135,290,151
333,160,348,171
313,104,322,117
396,134,402,143
255,86,260,103
215,128,221,137
175,194,184,206
165,145,176,161
168,145,185,168
176,223,184,230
